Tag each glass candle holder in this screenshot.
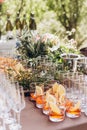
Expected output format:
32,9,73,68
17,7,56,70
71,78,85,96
66,107,81,118
36,95,45,108
30,93,37,101
49,108,65,122
42,103,50,115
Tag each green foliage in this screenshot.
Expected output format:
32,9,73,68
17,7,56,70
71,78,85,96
47,0,85,39
1,0,87,49
37,11,65,34
48,44,80,66
17,31,49,59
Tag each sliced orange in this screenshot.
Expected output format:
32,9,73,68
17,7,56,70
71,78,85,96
47,88,53,94
35,86,43,95
52,82,59,94
49,102,61,114
59,94,66,104
70,101,81,111
46,93,57,104
55,92,59,99
46,91,50,99
58,84,66,97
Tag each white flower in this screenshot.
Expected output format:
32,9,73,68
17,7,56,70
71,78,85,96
71,28,76,33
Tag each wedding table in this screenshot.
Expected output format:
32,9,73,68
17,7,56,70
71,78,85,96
21,98,87,130
0,38,87,130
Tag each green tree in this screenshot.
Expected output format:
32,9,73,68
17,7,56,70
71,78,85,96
46,0,85,39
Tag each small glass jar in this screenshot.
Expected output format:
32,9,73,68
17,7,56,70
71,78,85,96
66,108,81,118
36,95,45,108
49,108,65,122
42,103,50,115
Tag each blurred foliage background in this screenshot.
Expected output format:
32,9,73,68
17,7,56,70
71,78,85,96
1,0,87,49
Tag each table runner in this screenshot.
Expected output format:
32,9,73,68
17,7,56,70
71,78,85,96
21,98,87,130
